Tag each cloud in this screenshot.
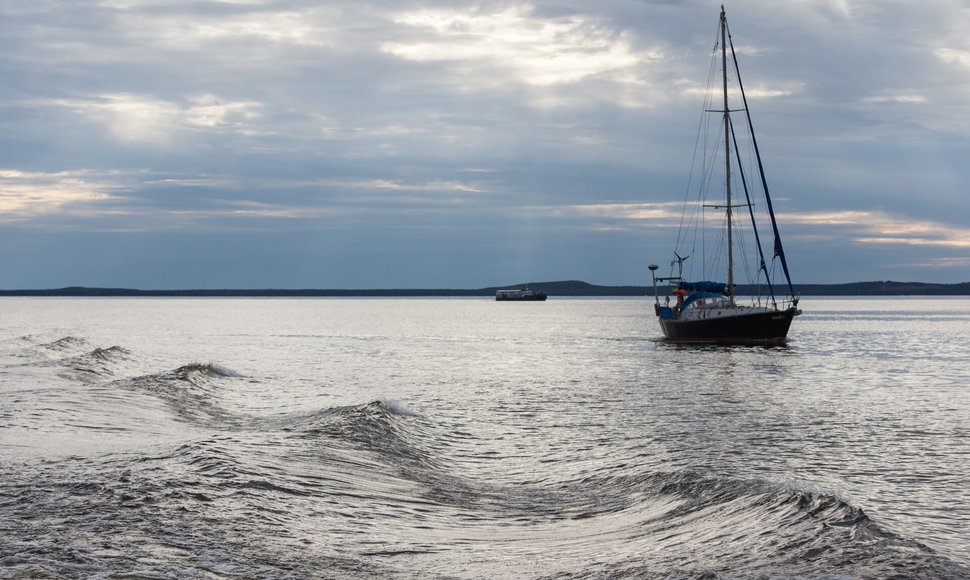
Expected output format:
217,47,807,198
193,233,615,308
113,5,340,51
339,179,484,193
782,210,970,249
935,48,970,68
556,202,684,222
0,170,120,219
551,205,970,251
900,257,970,269
862,93,929,105
382,4,662,106
35,93,263,145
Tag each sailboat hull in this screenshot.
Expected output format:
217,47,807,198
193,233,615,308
659,306,798,345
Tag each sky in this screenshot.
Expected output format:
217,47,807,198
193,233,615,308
1,0,968,289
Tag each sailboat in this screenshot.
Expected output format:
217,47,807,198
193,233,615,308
649,6,801,344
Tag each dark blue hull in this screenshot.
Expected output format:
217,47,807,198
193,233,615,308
659,306,798,345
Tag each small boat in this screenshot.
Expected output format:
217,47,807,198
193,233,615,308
496,286,547,301
649,6,800,345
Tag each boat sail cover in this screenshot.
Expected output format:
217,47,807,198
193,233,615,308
678,281,727,294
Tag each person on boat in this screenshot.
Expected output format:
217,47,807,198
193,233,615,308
675,287,686,311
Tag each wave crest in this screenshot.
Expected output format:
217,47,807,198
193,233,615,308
112,362,238,425
40,336,87,351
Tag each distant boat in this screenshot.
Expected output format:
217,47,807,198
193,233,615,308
496,287,547,301
648,6,800,345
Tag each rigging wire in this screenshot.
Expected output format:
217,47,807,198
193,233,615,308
674,21,722,281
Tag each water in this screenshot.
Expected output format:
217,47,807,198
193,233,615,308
1,296,968,579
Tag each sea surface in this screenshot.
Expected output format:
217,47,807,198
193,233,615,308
1,296,968,579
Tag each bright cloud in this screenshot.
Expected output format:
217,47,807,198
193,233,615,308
863,93,928,104
782,210,970,248
340,179,484,193
0,170,119,218
902,257,970,269
39,93,263,145
557,204,970,250
558,202,683,221
383,5,656,89
935,47,970,68
686,84,799,99
115,8,339,51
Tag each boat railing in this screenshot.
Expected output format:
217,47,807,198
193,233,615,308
731,295,800,310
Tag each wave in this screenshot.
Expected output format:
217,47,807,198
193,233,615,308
5,394,966,579
2,337,124,373
171,362,239,380
4,332,960,578
39,336,88,351
492,469,964,578
48,346,132,381
273,404,967,577
0,335,89,363
111,362,239,425
288,400,441,470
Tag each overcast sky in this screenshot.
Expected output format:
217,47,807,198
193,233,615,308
1,0,968,289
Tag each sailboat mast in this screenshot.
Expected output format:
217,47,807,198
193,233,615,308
721,6,734,302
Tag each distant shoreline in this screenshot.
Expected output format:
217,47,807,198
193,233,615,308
1,280,969,297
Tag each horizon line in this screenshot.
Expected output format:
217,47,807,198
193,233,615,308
0,280,968,297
